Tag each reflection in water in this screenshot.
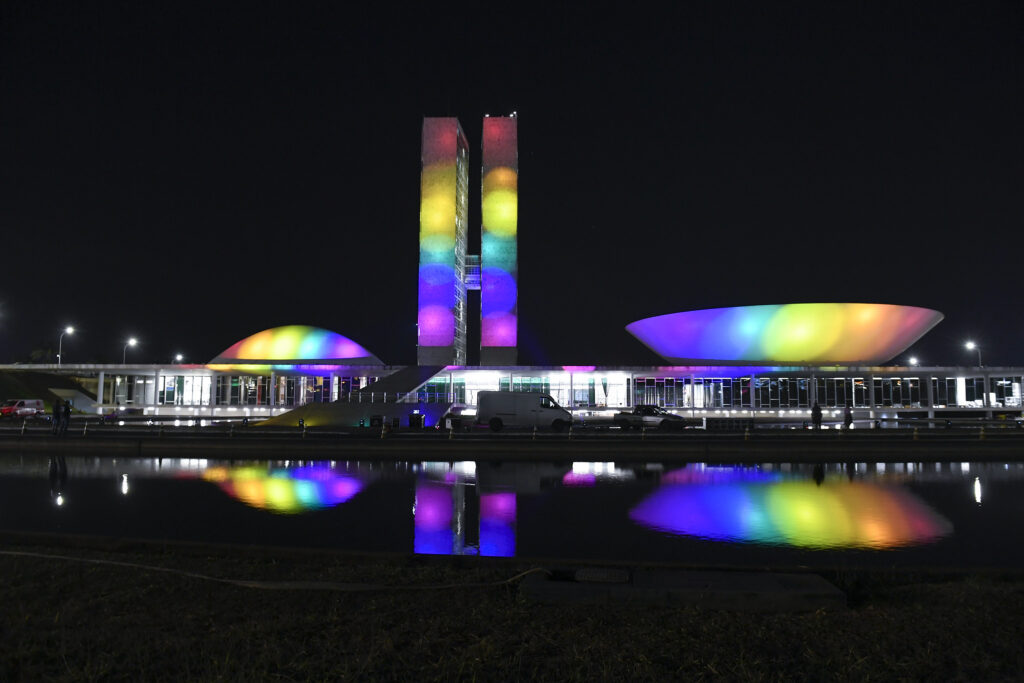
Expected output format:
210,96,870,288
48,456,67,507
562,462,635,487
630,466,953,549
8,457,1020,563
414,474,516,557
202,465,364,514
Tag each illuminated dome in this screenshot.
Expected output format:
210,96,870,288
209,325,382,365
626,303,943,365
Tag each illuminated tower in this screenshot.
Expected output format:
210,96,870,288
479,114,518,365
418,118,469,365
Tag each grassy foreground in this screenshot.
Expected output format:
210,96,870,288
1,539,1023,681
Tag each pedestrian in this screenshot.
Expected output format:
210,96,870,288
59,399,72,436
51,400,63,436
844,405,853,430
811,402,822,430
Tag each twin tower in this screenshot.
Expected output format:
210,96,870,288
417,115,518,366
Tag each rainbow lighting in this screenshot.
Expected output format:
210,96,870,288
207,325,381,371
202,464,364,514
627,303,944,364
418,118,469,365
480,115,518,363
629,467,952,549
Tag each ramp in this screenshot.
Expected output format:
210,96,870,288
355,365,446,398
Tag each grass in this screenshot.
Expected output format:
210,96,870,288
1,539,1022,681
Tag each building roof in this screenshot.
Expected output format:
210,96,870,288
626,303,944,365
208,325,383,366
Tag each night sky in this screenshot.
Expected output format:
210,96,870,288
2,2,1021,367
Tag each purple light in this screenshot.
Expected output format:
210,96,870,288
480,492,516,522
481,267,517,315
418,307,456,346
414,483,453,529
481,312,517,347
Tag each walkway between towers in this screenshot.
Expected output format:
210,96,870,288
355,365,445,401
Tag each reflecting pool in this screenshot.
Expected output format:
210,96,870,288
1,456,1023,568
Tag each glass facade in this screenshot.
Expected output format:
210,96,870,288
96,367,1024,418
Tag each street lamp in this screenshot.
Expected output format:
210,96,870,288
57,326,74,366
174,353,184,363
908,356,919,367
965,341,982,367
122,337,138,364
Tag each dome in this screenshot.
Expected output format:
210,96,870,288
626,303,943,365
209,325,382,365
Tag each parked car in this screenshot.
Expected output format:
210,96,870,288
614,405,687,430
1,399,46,418
435,403,472,431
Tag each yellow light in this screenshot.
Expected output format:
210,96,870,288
481,189,518,237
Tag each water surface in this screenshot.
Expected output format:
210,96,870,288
2,455,1022,569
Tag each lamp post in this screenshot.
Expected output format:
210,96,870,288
174,353,184,363
965,341,982,367
908,356,919,367
57,326,74,366
122,337,137,364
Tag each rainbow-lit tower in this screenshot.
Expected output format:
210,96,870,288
417,118,469,366
479,114,518,366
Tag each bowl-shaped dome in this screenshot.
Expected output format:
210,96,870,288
209,325,382,365
626,304,943,365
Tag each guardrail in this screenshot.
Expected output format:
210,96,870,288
2,418,1024,443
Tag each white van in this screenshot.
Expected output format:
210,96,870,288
1,399,46,418
476,391,573,432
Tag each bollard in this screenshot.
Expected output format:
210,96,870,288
82,422,88,437
532,425,537,440
228,424,233,438
449,427,454,440
744,427,750,441
642,426,646,440
568,423,572,440
979,426,985,441
159,423,164,438
20,419,27,436
913,427,918,441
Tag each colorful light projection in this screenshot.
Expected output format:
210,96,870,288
480,116,518,354
629,467,952,549
626,304,944,365
413,480,516,556
418,118,468,356
202,465,364,514
207,325,381,371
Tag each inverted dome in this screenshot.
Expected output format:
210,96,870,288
629,468,952,549
209,325,382,365
626,303,943,365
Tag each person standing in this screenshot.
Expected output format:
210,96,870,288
51,400,63,436
811,402,822,430
59,399,72,436
844,405,853,430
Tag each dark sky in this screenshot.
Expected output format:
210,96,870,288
2,2,1021,367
